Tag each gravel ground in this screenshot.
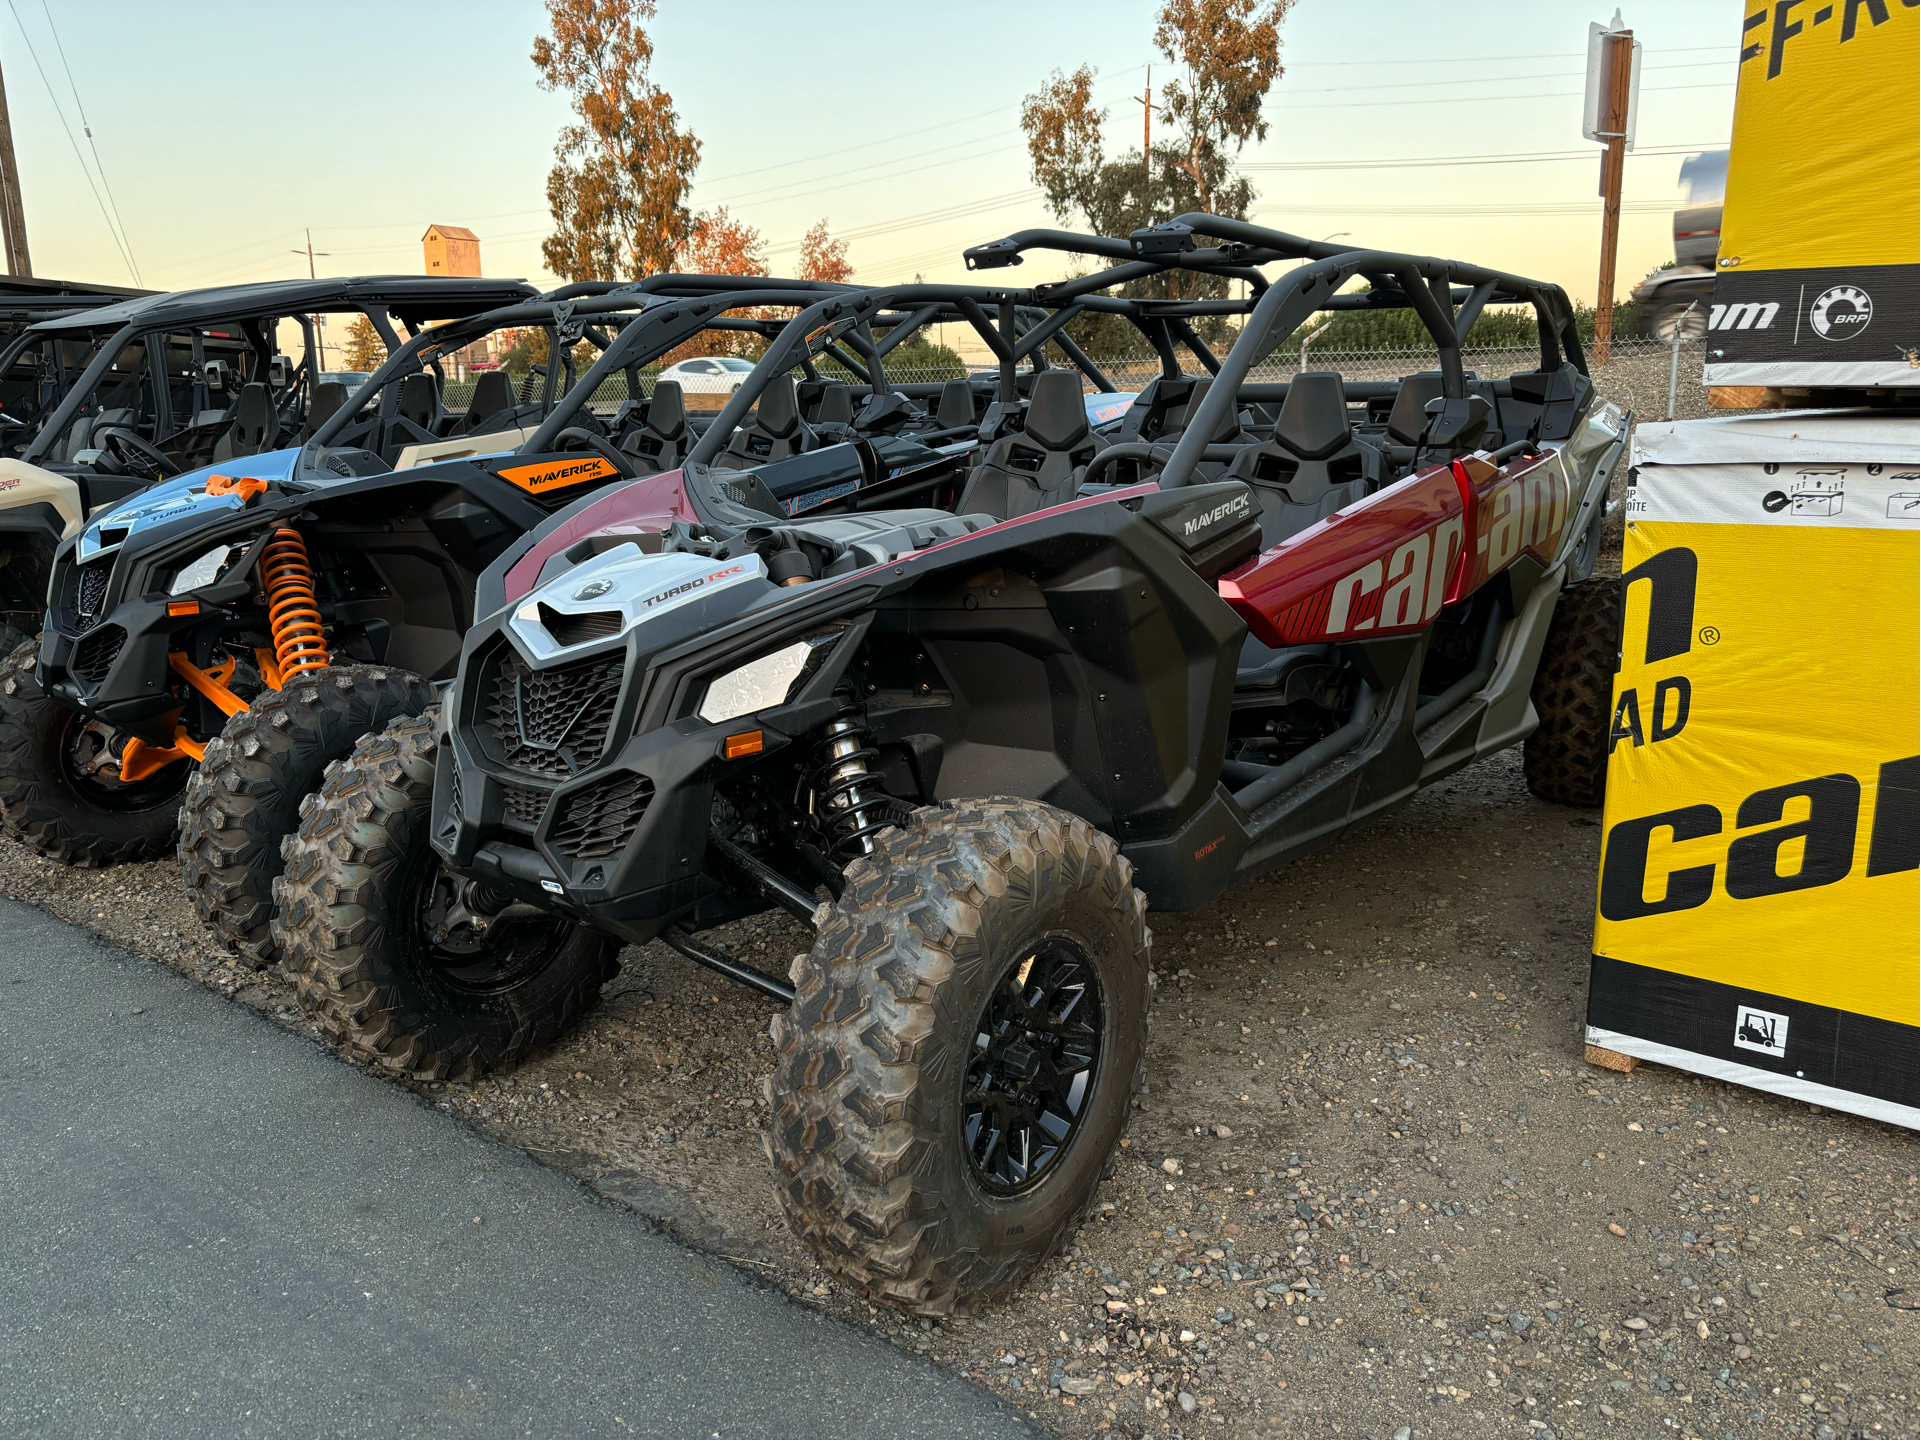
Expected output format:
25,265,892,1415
6,366,1909,1441
4,743,1913,1441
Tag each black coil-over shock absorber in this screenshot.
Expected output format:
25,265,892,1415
810,688,892,859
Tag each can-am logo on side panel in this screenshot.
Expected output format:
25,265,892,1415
573,578,615,600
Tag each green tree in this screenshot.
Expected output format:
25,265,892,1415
340,314,384,372
1020,0,1289,353
1021,1,1289,269
533,0,702,282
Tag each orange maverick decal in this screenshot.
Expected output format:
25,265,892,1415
495,454,617,494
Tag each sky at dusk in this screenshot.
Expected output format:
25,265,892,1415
3,0,1738,306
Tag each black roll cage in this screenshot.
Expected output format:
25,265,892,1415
15,278,536,464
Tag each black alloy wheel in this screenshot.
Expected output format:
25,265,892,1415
409,853,577,993
962,938,1105,1195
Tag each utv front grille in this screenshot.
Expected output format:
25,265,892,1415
551,772,654,862
499,782,549,827
537,604,624,649
73,560,112,624
70,625,126,685
485,647,624,779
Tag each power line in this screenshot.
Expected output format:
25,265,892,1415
1267,80,1733,111
1,0,135,282
1240,142,1724,172
37,0,137,284
1283,43,1729,67
1267,58,1729,100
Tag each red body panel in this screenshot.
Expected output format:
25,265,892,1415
1445,448,1573,604
503,468,699,603
1218,447,1572,647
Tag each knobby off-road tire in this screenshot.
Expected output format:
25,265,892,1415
0,637,188,865
275,710,619,1082
177,665,432,968
765,797,1152,1315
1524,578,1622,808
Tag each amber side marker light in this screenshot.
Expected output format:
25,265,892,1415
166,600,200,617
723,730,764,760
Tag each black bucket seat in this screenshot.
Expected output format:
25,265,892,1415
715,374,815,470
618,379,689,473
451,370,517,436
212,383,280,462
1225,372,1377,547
955,369,1108,520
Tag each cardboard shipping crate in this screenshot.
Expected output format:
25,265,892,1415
1586,408,1919,1126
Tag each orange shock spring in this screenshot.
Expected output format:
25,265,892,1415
259,527,330,683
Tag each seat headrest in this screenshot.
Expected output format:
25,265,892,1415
814,383,853,426
1022,369,1088,450
1174,376,1243,445
936,377,973,429
757,374,801,437
232,383,274,437
308,381,348,431
396,371,437,427
646,379,686,439
1386,372,1446,447
466,370,514,420
1274,372,1351,461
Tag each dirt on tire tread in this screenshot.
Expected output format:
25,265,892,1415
177,664,431,968
763,796,1151,1316
1523,578,1621,808
274,709,617,1082
0,638,181,866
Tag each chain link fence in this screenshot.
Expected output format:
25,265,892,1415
440,337,1711,426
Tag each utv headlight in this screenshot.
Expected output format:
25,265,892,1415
168,543,242,595
697,627,846,724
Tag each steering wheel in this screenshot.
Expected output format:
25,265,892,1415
99,428,181,481
553,426,638,480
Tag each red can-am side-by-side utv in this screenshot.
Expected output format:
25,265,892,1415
275,217,1627,1314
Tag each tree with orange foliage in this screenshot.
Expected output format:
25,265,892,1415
796,220,853,284
533,0,702,282
679,206,768,277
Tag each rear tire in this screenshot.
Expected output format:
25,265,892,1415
0,637,188,865
178,665,432,968
765,797,1151,1315
1524,578,1621,807
275,710,620,1081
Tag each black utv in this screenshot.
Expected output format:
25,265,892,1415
276,218,1626,1314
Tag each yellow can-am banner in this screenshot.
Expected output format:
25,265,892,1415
1588,411,1919,1126
1708,0,1918,387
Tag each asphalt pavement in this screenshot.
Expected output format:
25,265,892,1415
0,898,1031,1439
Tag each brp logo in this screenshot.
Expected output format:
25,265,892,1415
1809,285,1872,341
573,578,615,601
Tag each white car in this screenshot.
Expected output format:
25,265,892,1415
654,355,756,393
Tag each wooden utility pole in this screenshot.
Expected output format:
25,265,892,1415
1138,66,1152,157
1592,28,1634,365
0,56,32,278
291,229,329,279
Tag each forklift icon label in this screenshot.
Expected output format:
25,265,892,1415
1732,1005,1789,1058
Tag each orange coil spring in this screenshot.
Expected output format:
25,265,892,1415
260,527,329,683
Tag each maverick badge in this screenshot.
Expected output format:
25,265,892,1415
496,454,618,494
